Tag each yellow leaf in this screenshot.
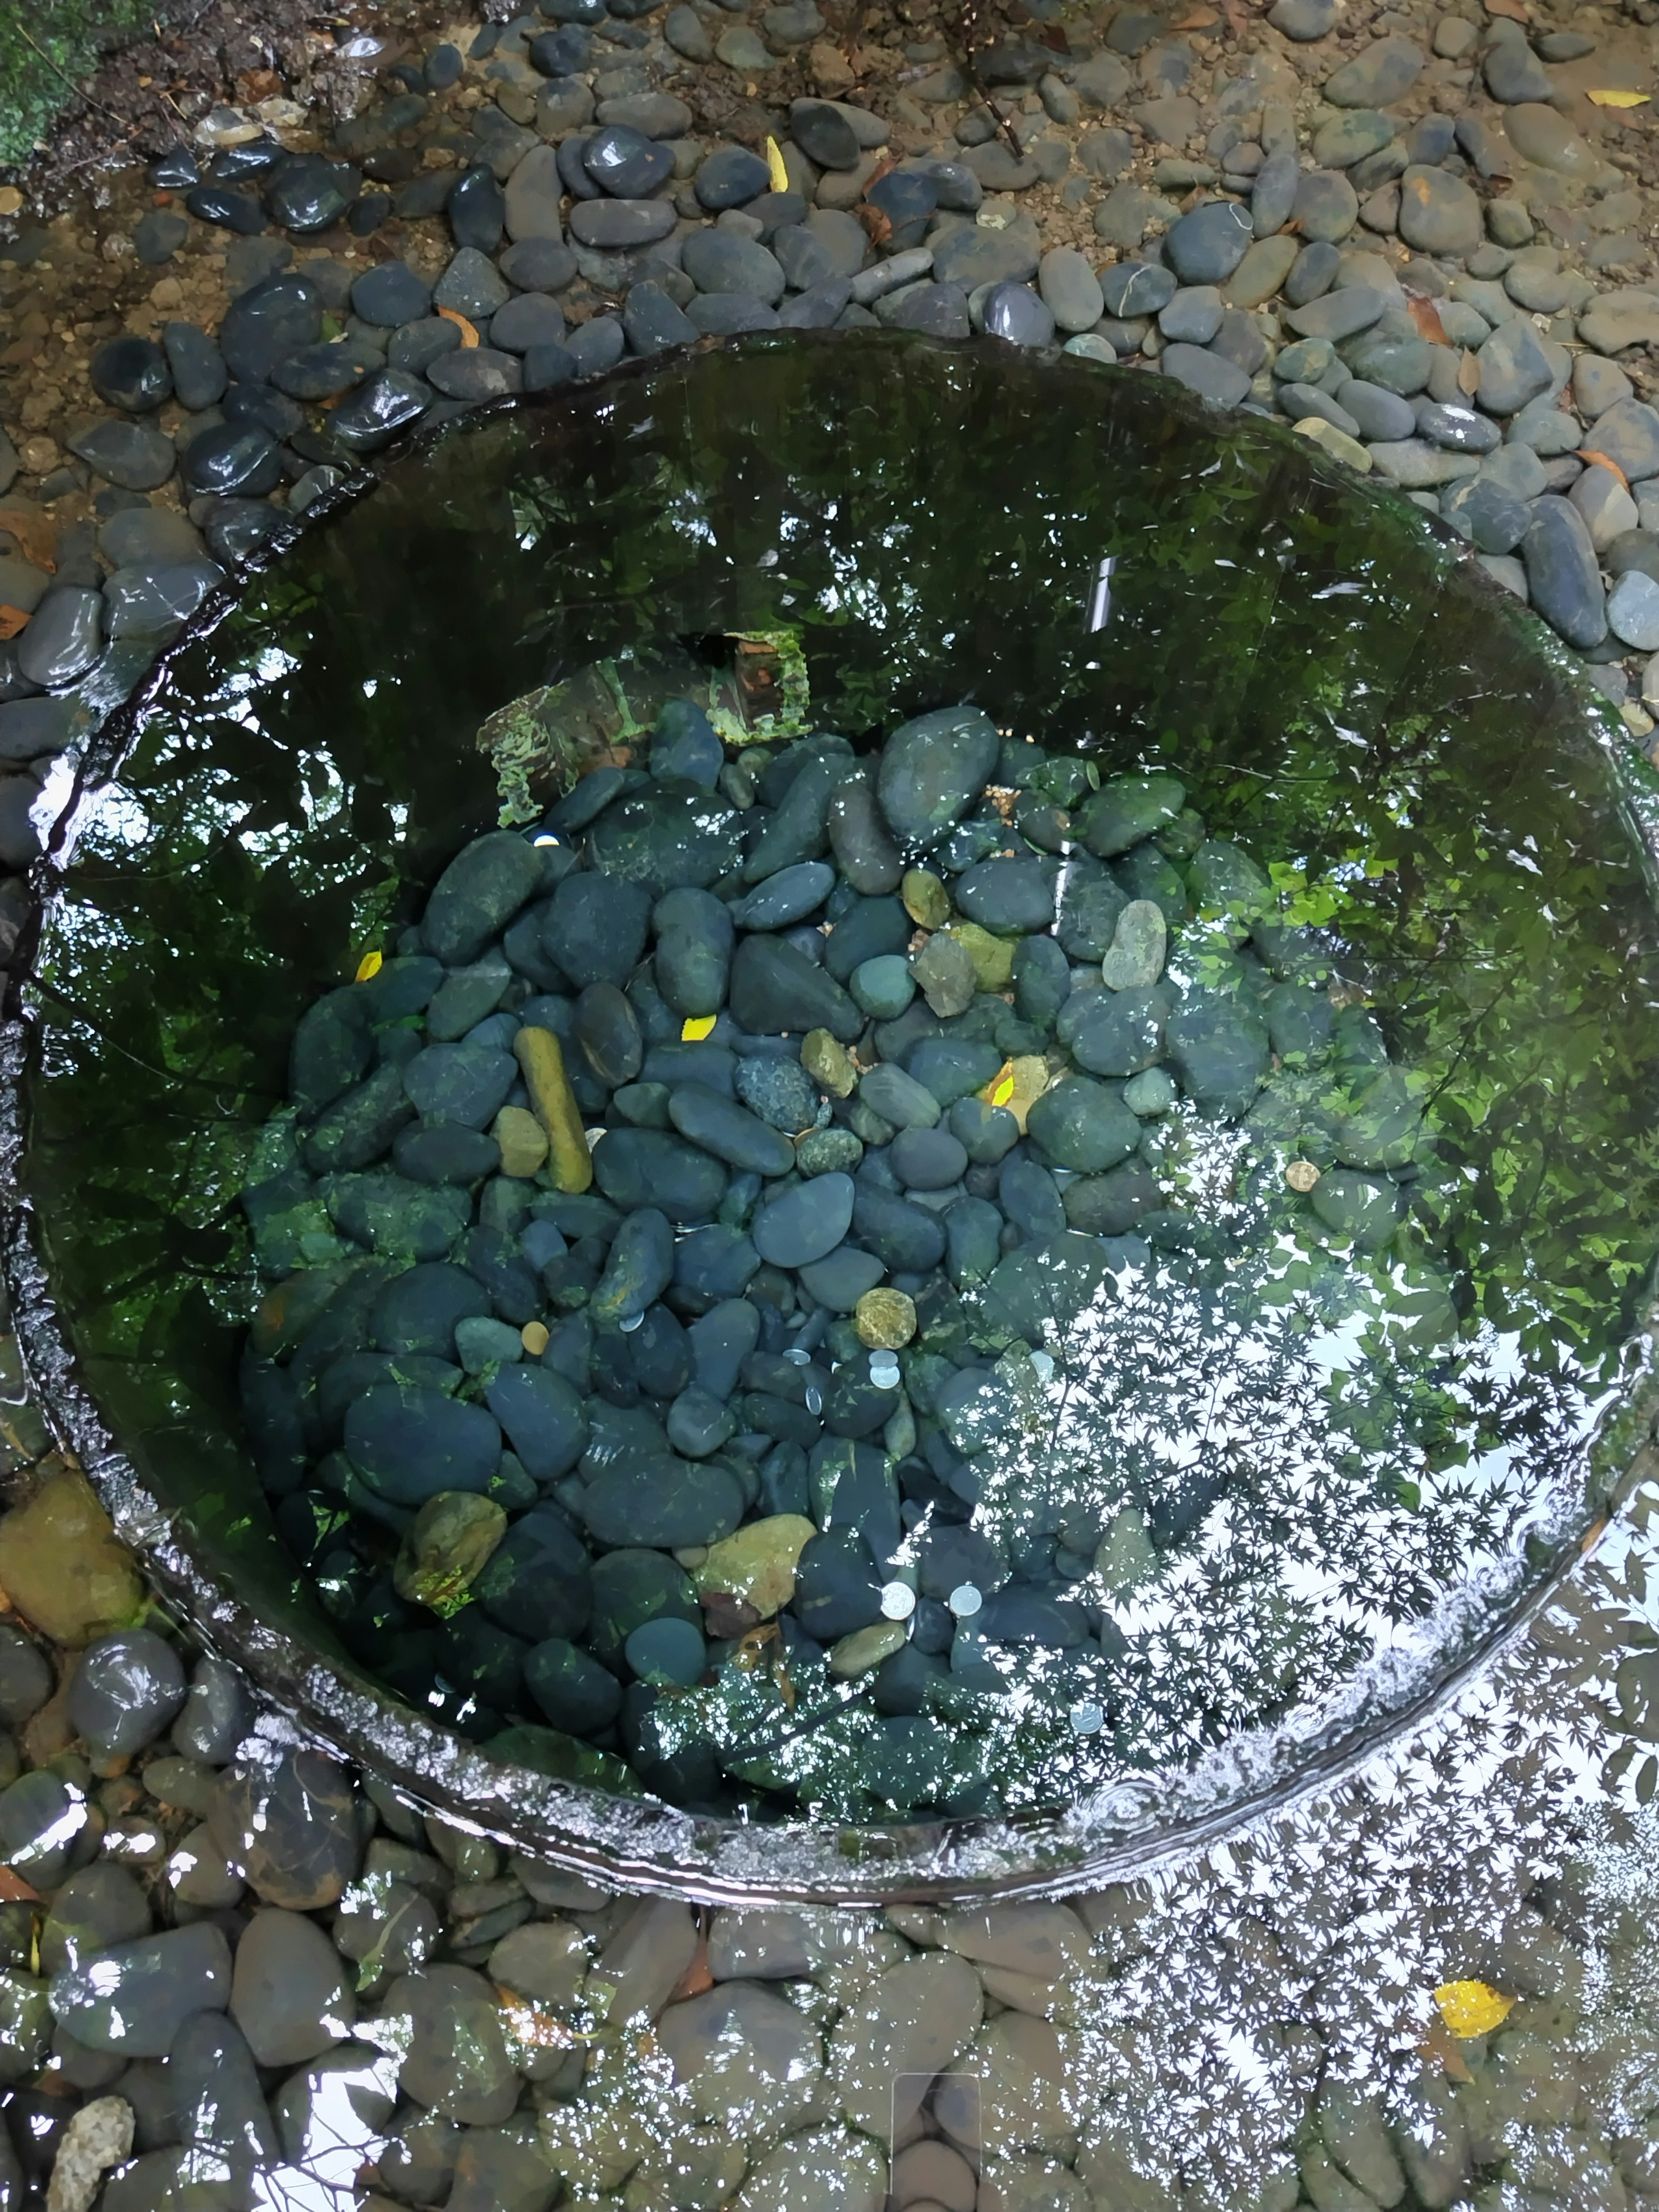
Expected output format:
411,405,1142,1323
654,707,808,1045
1434,1980,1514,2037
682,1014,717,1041
1588,87,1649,105
765,135,789,193
355,949,383,982
437,306,480,346
992,1073,1015,1106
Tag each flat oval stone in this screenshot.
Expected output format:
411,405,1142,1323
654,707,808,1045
49,1923,233,2056
877,705,1001,852
67,1629,187,1759
592,1128,728,1220
581,1453,745,1548
752,1171,855,1267
669,1083,796,1176
730,934,861,1039
1026,1077,1141,1172
547,868,654,988
344,1385,502,1503
732,860,837,930
484,1365,589,1481
525,1637,621,1732
953,856,1055,932
90,335,172,411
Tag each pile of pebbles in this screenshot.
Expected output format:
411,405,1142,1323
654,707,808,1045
0,1475,1642,2212
8,0,1659,944
237,689,1448,1817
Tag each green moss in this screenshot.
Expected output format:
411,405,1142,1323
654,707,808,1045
0,0,162,171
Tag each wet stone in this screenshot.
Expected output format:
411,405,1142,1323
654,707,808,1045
0,1623,52,1728
210,1747,360,1910
67,1629,187,1760
0,1769,86,1887
66,420,176,491
229,1907,353,2065
48,1923,232,2056
90,335,172,412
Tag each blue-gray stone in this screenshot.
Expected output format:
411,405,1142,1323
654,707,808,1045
351,260,432,326
90,335,171,411
50,1923,232,2056
16,588,103,686
623,280,699,354
180,423,283,497
1160,343,1250,407
1520,496,1607,647
1100,261,1174,319
695,145,771,210
1323,36,1424,106
683,228,788,302
433,246,511,316
66,419,176,491
585,124,674,197
219,274,321,381
161,320,227,410
752,1172,855,1268
1163,199,1253,283
570,199,677,248
982,281,1054,346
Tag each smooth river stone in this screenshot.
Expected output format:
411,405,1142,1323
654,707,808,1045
344,1385,502,1503
67,1629,187,1758
592,1128,728,1220
729,934,862,1039
752,1171,855,1266
1100,898,1167,988
484,1365,590,1480
581,1453,746,1548
49,1923,233,2055
668,1083,796,1176
424,831,542,964
830,1950,984,2139
876,704,1001,852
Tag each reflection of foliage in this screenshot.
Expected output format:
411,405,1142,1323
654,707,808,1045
22,338,1659,1815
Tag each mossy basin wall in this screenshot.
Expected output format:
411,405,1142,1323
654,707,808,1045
9,331,1659,1901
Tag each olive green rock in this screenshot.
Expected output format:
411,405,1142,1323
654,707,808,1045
802,1027,858,1097
902,867,952,929
394,1493,509,1616
0,1469,145,1648
1100,899,1167,990
693,1515,817,1617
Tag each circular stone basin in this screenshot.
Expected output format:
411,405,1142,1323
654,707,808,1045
11,333,1659,1901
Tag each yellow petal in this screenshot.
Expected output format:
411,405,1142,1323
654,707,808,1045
1433,1980,1514,2037
766,134,789,192
682,1014,717,1041
1588,87,1649,105
354,949,383,982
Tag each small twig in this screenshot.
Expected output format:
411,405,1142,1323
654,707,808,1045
14,22,135,128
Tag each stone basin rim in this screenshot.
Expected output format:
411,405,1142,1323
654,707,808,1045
1,333,1655,1904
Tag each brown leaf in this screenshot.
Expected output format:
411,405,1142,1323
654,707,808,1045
1580,447,1631,489
0,505,56,572
1484,0,1530,19
0,1867,43,1905
1457,348,1481,396
1035,22,1071,49
1417,2016,1474,2082
1406,295,1448,345
857,202,892,247
437,307,480,348
1173,5,1218,24
0,607,29,641
667,1922,715,2003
